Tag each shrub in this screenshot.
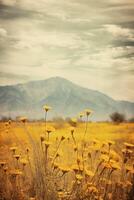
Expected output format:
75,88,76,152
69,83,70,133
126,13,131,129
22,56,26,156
110,112,126,123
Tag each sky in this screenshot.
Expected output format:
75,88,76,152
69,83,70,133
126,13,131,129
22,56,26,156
0,0,134,101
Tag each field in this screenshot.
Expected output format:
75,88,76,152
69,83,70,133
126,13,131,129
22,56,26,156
0,116,134,200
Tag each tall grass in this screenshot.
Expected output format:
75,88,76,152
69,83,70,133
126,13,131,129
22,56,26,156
0,107,134,200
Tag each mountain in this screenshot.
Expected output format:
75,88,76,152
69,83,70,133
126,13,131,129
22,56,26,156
0,76,134,121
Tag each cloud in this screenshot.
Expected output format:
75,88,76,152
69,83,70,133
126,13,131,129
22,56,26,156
104,24,134,41
0,0,134,101
0,27,7,37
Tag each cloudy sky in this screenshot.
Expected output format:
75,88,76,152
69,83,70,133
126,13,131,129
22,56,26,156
0,0,134,101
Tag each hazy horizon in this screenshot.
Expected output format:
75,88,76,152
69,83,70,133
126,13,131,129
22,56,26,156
0,0,134,101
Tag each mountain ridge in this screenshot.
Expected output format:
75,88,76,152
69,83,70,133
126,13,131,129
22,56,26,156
0,76,134,121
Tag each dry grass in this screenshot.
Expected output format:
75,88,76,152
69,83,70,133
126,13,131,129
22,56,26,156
0,119,134,200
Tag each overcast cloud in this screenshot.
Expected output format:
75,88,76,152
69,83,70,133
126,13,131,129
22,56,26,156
0,0,134,101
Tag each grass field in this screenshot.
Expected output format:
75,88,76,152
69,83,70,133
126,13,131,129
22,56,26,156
0,120,134,200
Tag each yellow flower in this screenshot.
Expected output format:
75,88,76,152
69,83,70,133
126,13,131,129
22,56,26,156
0,161,6,167
3,166,8,173
20,158,28,166
88,186,98,194
70,127,75,135
107,140,115,146
85,109,93,116
124,142,134,149
102,162,112,169
72,164,83,173
79,112,84,118
58,165,71,174
111,162,121,171
19,117,27,123
43,141,51,148
100,154,109,162
71,118,77,124
46,127,55,134
76,174,83,181
43,105,51,112
109,150,120,162
85,168,94,177
92,139,100,145
14,154,20,160
10,146,17,154
53,162,59,170
125,165,133,173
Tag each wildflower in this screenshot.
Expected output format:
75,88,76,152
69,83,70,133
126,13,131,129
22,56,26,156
20,158,28,167
100,155,109,162
53,162,59,170
46,127,54,134
14,154,20,160
70,127,75,135
85,168,94,177
10,146,17,154
0,161,6,167
107,140,115,146
109,150,120,162
85,109,93,116
88,186,98,194
58,191,65,198
92,139,100,145
76,174,83,181
40,135,45,143
43,141,51,148
71,164,79,173
102,162,112,169
125,165,133,173
61,136,65,141
111,162,121,171
71,118,77,123
3,166,8,173
19,117,27,123
124,142,134,149
72,164,83,173
79,112,84,118
101,149,109,155
73,145,78,152
43,105,51,112
55,152,61,158
59,165,70,174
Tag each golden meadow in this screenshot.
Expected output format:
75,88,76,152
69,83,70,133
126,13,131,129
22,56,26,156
0,106,134,200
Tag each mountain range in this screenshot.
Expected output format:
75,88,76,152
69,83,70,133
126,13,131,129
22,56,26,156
0,77,134,121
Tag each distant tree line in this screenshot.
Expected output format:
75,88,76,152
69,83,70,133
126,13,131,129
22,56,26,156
0,113,134,124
